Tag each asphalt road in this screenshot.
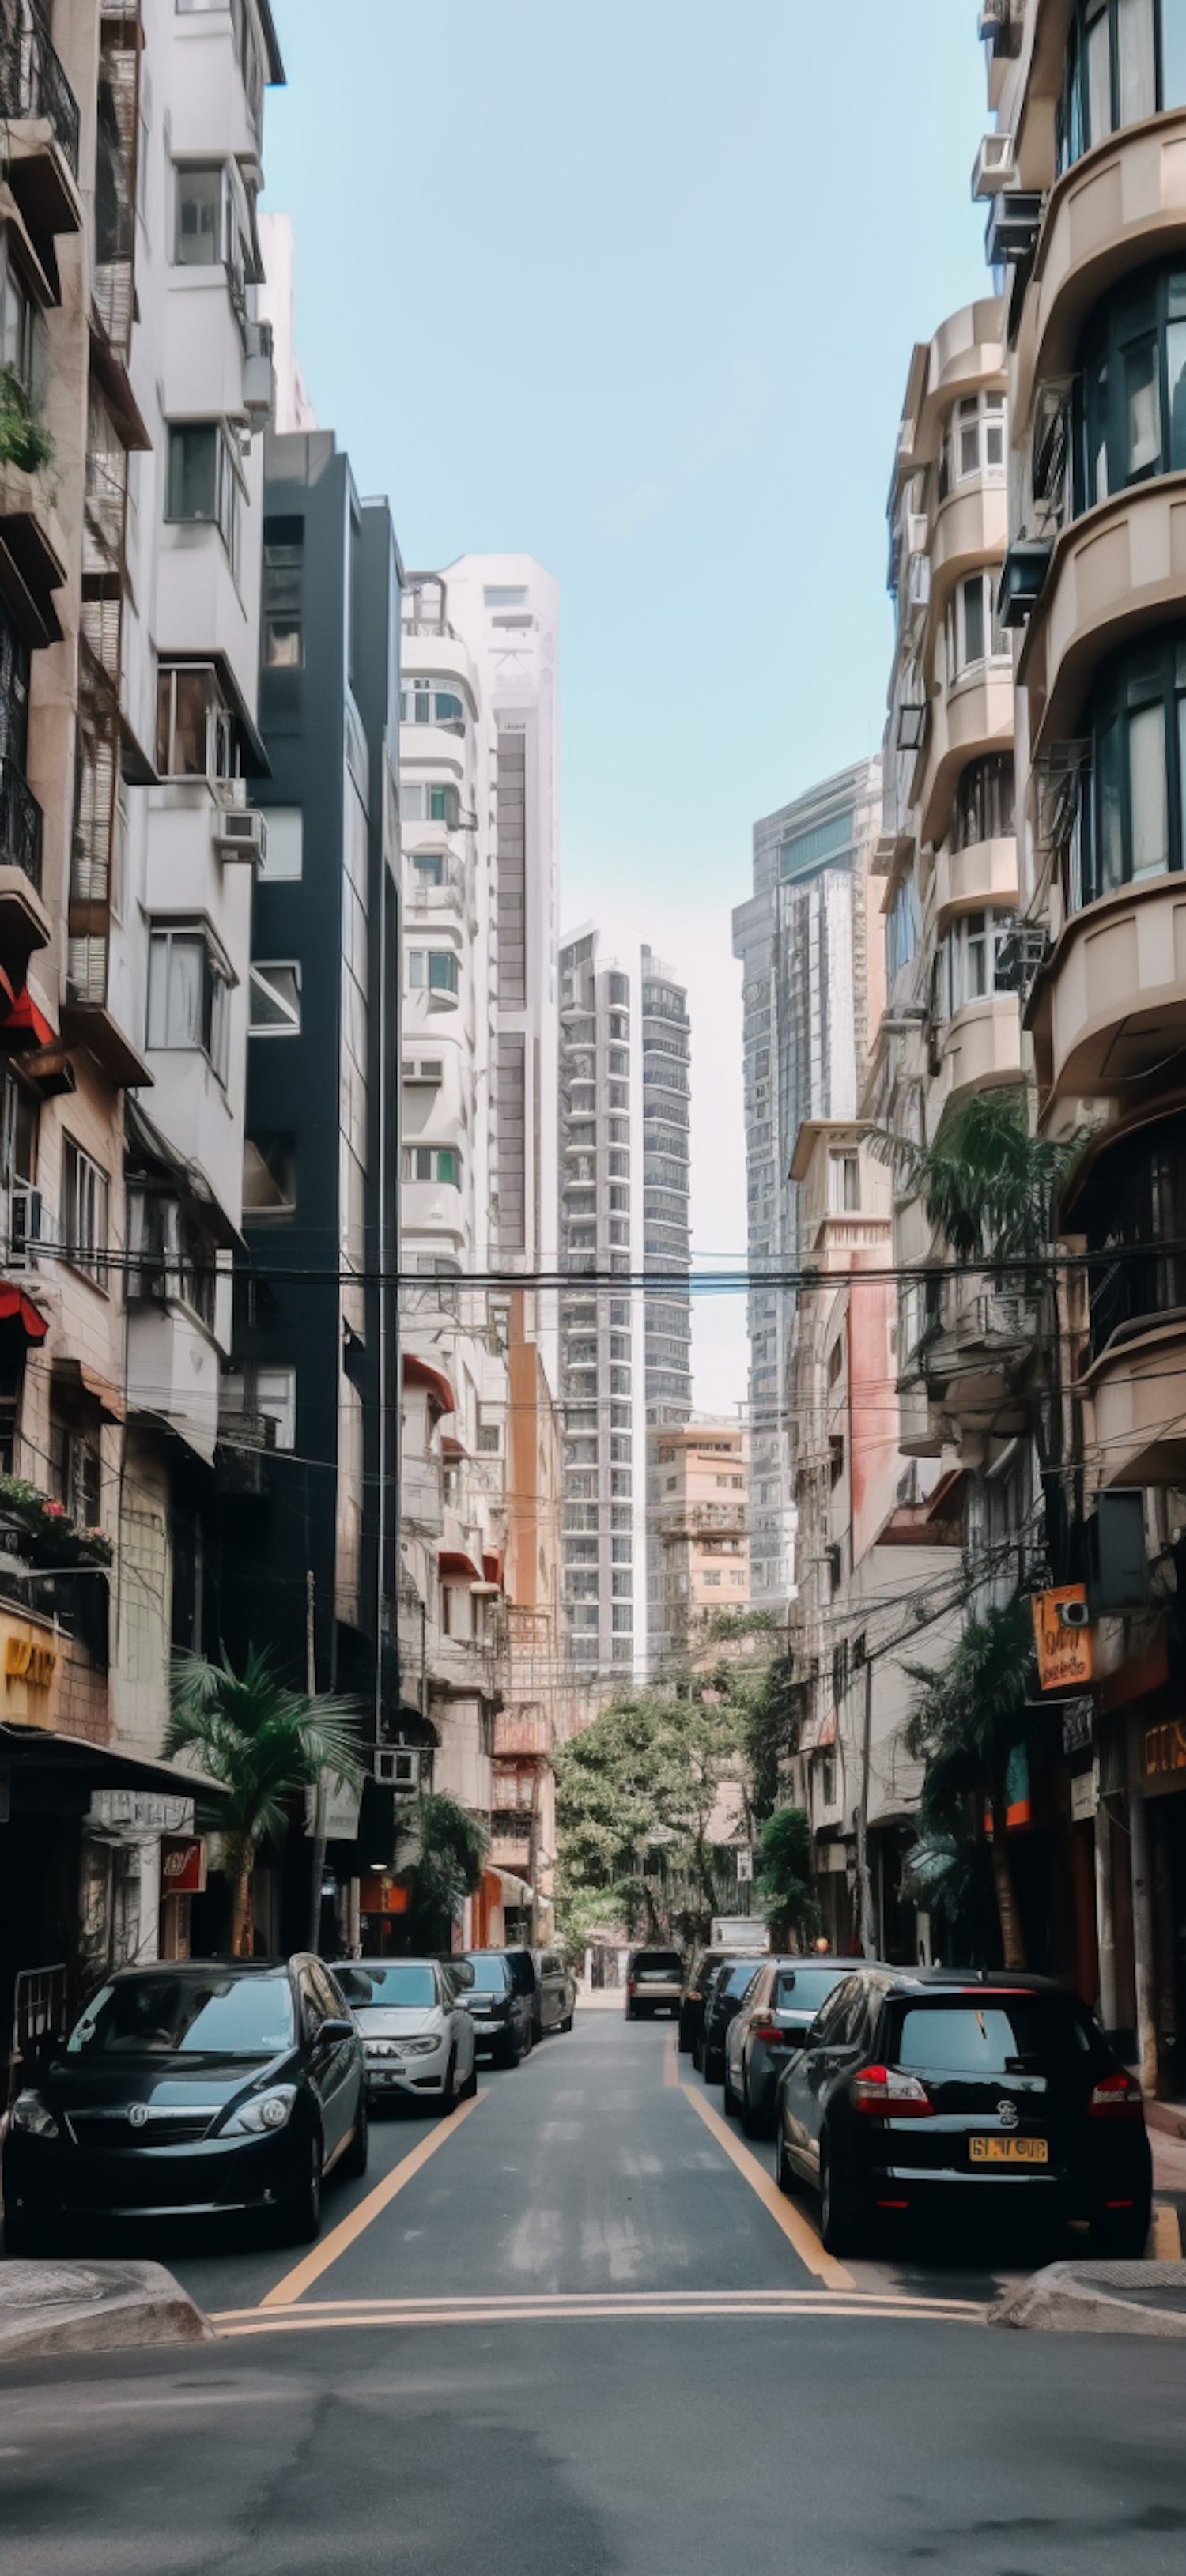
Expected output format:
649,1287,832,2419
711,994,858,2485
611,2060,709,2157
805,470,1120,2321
2,2013,1185,2574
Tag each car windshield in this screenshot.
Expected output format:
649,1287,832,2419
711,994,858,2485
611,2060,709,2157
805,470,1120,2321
634,1957,682,1981
465,1956,510,1993
334,1965,436,2009
894,1997,1094,2074
774,1965,849,2014
67,1972,295,2058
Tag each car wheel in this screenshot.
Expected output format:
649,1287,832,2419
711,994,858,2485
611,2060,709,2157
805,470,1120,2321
341,2087,369,2178
692,2034,704,2072
283,2131,323,2245
819,2141,859,2257
559,2012,573,2033
438,2052,458,2118
678,2015,693,2054
704,2049,723,2087
723,2065,739,2118
1089,2203,1152,2259
459,2051,478,2100
497,2025,520,2069
776,2135,795,2199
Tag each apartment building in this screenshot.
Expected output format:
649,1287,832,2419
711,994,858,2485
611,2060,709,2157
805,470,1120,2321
649,1418,749,1671
557,928,692,1684
731,762,882,1612
398,556,564,1942
984,0,1186,2094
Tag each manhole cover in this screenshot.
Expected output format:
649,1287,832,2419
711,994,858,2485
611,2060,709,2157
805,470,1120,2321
0,2265,108,2310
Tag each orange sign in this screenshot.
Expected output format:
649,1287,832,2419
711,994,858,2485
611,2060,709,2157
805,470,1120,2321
1031,1586,1093,1692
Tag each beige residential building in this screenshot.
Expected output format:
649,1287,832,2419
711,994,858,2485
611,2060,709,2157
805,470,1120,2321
650,1419,750,1670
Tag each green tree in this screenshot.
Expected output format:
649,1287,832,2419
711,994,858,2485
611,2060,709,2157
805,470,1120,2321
741,1652,801,1824
754,1805,818,1947
397,1792,488,1952
902,1596,1036,1968
872,1082,1082,1268
165,1646,363,1956
555,1685,747,1952
0,365,53,476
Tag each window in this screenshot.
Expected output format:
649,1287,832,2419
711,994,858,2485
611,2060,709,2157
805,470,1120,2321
402,1146,460,1186
56,1427,101,1529
399,678,466,727
1076,629,1186,905
221,1365,296,1453
484,585,527,607
243,1133,296,1218
408,949,459,994
248,961,300,1036
1058,0,1185,172
263,809,302,878
828,1152,859,1213
174,163,225,265
0,247,38,396
262,517,304,669
62,1141,109,1286
147,922,230,1077
1077,258,1186,515
956,754,1015,848
165,424,241,568
940,909,1017,1013
939,390,1006,496
946,571,1007,677
157,663,237,782
886,869,922,980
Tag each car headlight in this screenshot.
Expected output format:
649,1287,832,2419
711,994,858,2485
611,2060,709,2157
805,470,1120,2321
399,2037,443,2058
220,2085,297,2137
10,2090,58,2138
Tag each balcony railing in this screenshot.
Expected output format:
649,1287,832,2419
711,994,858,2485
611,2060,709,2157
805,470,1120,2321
0,0,80,175
1090,1250,1186,1365
0,756,43,892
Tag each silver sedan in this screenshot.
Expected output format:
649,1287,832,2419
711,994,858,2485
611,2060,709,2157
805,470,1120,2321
333,1959,478,2114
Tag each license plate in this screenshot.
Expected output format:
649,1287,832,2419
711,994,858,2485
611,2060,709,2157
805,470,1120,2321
969,2135,1048,2165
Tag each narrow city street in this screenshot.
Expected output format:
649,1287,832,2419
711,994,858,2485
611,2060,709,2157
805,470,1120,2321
2,2014,1185,2574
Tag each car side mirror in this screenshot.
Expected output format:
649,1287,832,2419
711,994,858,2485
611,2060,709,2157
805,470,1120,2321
318,2016,355,2045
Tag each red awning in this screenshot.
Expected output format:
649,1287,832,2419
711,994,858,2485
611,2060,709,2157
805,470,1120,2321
482,1552,504,1586
439,1548,483,1582
0,1283,48,1343
0,986,56,1053
440,1433,467,1459
402,1353,456,1416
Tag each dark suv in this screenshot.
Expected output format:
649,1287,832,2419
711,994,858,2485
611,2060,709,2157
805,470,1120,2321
455,1951,535,2066
625,1949,685,2020
776,1967,1153,2257
679,1948,748,2057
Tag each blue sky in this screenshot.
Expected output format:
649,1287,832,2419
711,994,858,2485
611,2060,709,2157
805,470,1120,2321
263,0,992,1408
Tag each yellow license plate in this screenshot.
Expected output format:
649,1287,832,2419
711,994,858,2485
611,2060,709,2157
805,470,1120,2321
969,2136,1048,2165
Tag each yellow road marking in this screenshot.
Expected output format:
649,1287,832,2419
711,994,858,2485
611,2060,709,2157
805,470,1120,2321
663,2029,678,2088
214,2291,984,2339
679,2081,853,2291
261,2090,485,2307
1153,2202,1182,2259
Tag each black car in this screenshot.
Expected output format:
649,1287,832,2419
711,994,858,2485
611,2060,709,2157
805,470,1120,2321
625,1948,685,2020
776,1967,1154,2257
455,1950,536,2065
700,1957,765,2083
2,1956,368,2255
531,1950,576,2039
679,1948,748,2056
724,1956,866,2134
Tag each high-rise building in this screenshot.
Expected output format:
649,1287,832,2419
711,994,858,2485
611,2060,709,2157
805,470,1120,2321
731,761,882,1610
557,929,692,1682
649,1419,750,1670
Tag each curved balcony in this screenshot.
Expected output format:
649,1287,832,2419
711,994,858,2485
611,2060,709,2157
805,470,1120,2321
927,480,1008,629
401,1179,465,1252
916,666,1014,847
931,836,1019,933
1083,1317,1186,1484
936,992,1024,1109
1016,109,1186,434
1020,476,1186,754
1028,871,1186,1107
913,299,1007,461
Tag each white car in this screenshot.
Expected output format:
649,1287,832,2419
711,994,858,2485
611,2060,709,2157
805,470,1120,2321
333,1959,478,2114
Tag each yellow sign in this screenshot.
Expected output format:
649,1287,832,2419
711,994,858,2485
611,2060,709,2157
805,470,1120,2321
0,1607,62,1728
1031,1586,1093,1692
6,1634,57,1690
1145,1719,1186,1781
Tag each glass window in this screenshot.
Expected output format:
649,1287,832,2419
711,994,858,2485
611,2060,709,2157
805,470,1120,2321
263,809,302,879
407,949,459,994
1165,0,1186,106
0,251,36,394
1062,0,1173,164
1125,338,1161,477
248,961,300,1035
68,1970,296,2057
156,664,236,780
955,754,1015,847
174,163,224,265
1130,699,1169,872
1117,0,1157,122
262,517,303,669
1078,631,1186,905
334,1964,436,2008
62,1140,108,1286
147,923,229,1077
942,910,1016,1014
243,1133,296,1217
894,1997,1091,2072
165,424,240,568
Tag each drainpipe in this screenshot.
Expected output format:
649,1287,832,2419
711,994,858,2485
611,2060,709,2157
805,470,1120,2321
1128,1788,1159,2096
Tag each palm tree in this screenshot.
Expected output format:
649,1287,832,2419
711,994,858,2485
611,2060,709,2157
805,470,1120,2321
164,1646,364,1956
872,1082,1082,1269
902,1597,1036,1967
398,1792,489,1951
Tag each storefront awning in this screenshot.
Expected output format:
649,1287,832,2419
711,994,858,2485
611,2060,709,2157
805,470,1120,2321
0,1282,48,1344
439,1547,483,1582
0,1727,230,1825
0,984,56,1053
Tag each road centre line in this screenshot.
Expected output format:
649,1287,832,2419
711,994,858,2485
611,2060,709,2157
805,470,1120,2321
260,2089,485,2307
678,2079,853,2291
214,2294,985,2339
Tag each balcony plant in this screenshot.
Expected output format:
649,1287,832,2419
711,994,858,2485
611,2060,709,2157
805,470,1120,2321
901,1595,1037,1969
0,1473,111,1567
395,1790,489,1952
0,366,53,479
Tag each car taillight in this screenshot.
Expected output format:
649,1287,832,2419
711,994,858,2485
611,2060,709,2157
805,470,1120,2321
851,2062,935,2118
751,2023,785,2046
1088,2069,1144,2122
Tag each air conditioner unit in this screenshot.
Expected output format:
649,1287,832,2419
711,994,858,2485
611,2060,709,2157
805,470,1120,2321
985,190,1044,270
214,776,247,813
214,808,267,866
972,132,1017,198
8,1183,43,1269
375,1747,420,1793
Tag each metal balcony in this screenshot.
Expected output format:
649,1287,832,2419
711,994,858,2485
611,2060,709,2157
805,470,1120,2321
0,756,43,892
0,0,80,175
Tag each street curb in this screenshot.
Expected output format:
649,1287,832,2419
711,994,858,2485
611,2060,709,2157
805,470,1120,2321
0,2261,216,2363
991,2260,1186,2339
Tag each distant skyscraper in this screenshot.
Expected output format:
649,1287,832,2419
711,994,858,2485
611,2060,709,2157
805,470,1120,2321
731,760,882,1609
557,932,692,1680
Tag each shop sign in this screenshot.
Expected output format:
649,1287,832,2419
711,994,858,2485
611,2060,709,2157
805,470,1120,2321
1061,1697,1094,1756
0,1607,60,1728
1144,1719,1186,1782
304,1775,362,1842
90,1791,195,1835
361,1876,409,1915
161,1837,206,1896
1032,1587,1093,1692
1071,1761,1100,1823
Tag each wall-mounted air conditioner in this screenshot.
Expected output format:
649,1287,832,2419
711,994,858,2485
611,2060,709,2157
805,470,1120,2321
375,1747,421,1793
972,132,1017,198
214,809,267,867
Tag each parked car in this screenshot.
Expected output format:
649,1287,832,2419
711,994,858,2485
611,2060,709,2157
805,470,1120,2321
776,1967,1153,2257
2,1956,368,2255
455,1950,535,2066
724,1956,865,2134
334,1958,477,2113
679,1948,746,2056
625,1948,685,2020
531,1950,576,2038
700,1956,765,2082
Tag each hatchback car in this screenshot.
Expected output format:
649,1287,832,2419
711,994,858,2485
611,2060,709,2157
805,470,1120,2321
700,1956,765,2082
776,1967,1153,2257
724,1956,865,2133
334,1959,477,2112
455,1951,535,2065
2,1956,367,2254
625,1948,685,2020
